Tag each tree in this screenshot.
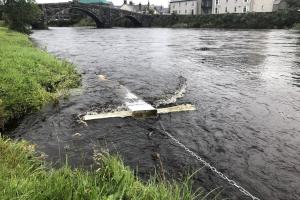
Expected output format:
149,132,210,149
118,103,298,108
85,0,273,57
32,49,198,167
0,0,4,20
286,0,300,10
3,0,41,33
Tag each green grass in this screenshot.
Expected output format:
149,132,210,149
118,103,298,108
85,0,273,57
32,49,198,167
0,137,213,200
0,26,80,127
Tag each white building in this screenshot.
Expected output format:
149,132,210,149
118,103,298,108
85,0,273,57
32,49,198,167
120,4,137,12
212,0,276,14
120,0,168,15
169,0,202,15
252,0,274,12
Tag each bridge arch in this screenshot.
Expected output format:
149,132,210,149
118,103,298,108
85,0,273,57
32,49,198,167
69,7,105,28
113,15,142,27
47,6,105,28
124,15,142,27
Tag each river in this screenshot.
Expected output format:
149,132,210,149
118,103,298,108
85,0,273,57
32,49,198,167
14,27,300,199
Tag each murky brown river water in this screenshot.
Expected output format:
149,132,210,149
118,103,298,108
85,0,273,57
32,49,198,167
14,27,300,199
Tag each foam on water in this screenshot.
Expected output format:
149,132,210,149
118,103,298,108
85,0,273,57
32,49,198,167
154,76,187,107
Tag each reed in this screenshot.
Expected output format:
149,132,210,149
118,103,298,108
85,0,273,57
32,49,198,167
0,137,211,200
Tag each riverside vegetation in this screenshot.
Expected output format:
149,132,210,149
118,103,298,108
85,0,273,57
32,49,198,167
151,11,300,29
0,138,208,200
0,25,80,128
0,25,216,199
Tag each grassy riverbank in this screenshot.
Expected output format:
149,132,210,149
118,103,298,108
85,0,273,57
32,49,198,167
0,137,206,200
0,26,80,128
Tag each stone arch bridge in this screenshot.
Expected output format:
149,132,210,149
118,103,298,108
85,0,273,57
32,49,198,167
39,2,153,28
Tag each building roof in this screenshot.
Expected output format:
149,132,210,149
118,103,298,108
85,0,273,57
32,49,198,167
120,2,167,14
273,0,284,5
153,6,169,14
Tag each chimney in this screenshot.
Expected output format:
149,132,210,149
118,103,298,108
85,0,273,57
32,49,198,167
124,0,127,4
129,1,133,5
139,3,142,11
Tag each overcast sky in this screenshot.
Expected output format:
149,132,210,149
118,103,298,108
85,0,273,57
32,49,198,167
36,0,170,8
